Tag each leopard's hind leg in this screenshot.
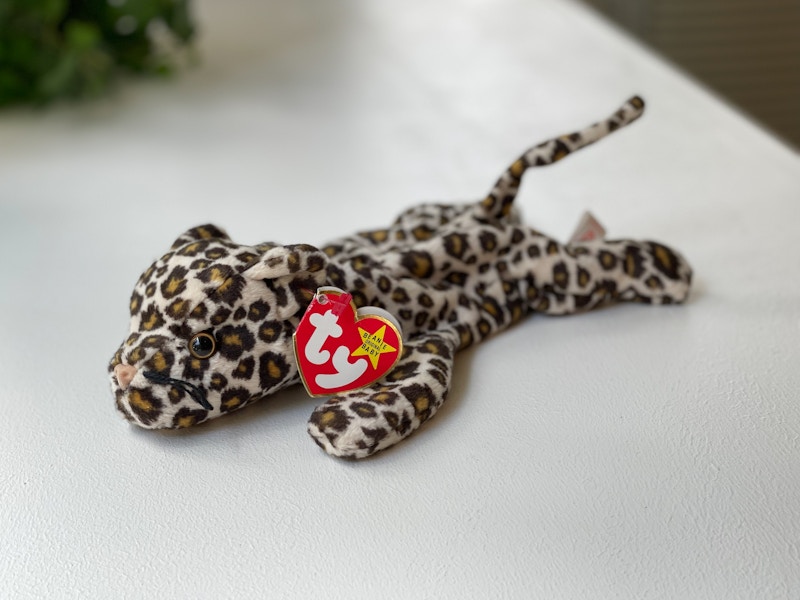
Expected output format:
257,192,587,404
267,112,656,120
522,237,692,316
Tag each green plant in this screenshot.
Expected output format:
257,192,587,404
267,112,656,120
0,0,195,105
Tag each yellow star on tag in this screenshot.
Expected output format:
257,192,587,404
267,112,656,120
351,325,397,369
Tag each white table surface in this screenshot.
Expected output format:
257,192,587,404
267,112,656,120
2,0,799,598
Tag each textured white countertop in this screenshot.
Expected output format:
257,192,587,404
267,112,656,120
2,0,799,598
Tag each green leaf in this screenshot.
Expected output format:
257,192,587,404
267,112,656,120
0,0,197,106
37,52,78,99
65,20,101,51
164,0,195,41
39,0,68,22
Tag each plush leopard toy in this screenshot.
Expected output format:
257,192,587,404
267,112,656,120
109,96,692,459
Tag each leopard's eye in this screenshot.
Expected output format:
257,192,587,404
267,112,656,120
189,332,216,359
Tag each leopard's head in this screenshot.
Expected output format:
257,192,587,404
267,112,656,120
108,225,329,429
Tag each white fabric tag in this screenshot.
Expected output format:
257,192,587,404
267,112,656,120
569,211,606,243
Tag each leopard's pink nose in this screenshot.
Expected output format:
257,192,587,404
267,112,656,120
114,364,138,390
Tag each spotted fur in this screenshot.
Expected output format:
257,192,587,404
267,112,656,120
109,96,692,458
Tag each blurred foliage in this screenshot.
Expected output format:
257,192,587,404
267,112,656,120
0,0,195,105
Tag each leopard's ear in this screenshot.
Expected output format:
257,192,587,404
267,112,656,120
242,244,330,320
242,244,329,282
170,224,231,250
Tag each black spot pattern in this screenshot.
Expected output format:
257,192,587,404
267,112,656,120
623,245,645,278
220,387,250,413
248,301,271,321
648,242,681,279
401,251,434,279
259,352,290,390
216,325,255,360
171,407,208,428
258,320,283,343
443,233,468,259
139,304,165,331
233,356,255,380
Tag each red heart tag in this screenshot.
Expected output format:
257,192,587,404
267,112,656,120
293,287,404,397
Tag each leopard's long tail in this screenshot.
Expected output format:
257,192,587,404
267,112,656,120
480,96,645,219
